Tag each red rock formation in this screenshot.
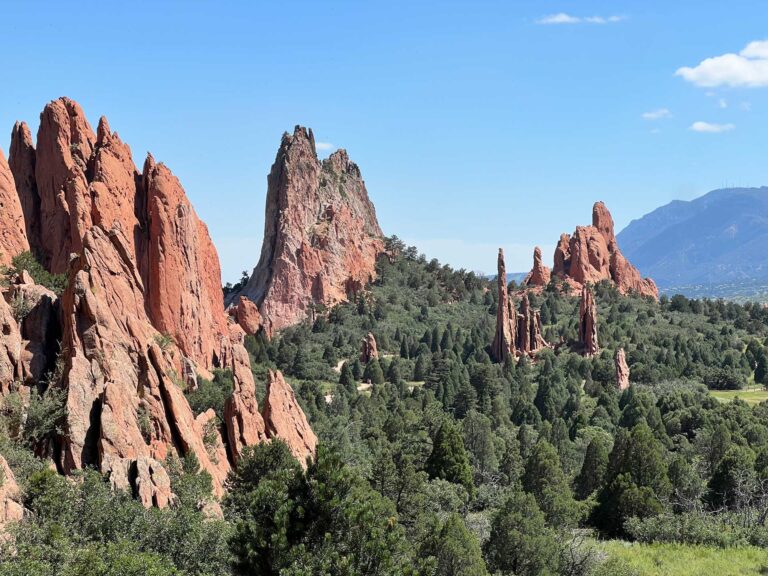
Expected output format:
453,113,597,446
492,249,516,361
0,455,23,532
33,98,97,272
0,98,320,505
224,325,267,465
0,148,29,266
615,348,630,391
532,202,658,299
516,293,548,356
9,122,40,258
262,370,317,464
232,296,262,335
5,275,58,384
579,286,599,357
553,233,571,277
0,291,23,396
523,246,551,287
360,332,379,363
143,154,230,370
234,126,383,333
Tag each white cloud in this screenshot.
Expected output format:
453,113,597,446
741,101,752,111
676,40,768,87
719,98,728,108
650,128,661,134
536,13,626,25
642,108,671,120
315,141,334,151
689,121,735,133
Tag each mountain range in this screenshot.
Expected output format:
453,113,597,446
617,187,768,290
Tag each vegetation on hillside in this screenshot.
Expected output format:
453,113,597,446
4,236,768,574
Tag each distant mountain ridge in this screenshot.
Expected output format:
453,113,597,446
617,187,768,288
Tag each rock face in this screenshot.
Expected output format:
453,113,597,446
360,332,379,363
531,202,657,299
0,455,23,532
615,348,630,391
5,275,59,385
233,126,384,335
0,98,318,506
262,370,317,464
523,246,551,287
579,286,599,357
0,148,30,266
9,122,40,259
492,249,549,361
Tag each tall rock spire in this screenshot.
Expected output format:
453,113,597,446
523,246,551,287
0,147,29,266
579,286,599,357
491,249,516,361
233,126,384,334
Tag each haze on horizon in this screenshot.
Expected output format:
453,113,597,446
2,0,768,280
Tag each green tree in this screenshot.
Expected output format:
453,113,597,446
574,437,609,500
522,440,580,527
484,490,560,576
426,422,475,497
421,514,488,576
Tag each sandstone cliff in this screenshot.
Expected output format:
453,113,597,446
529,202,657,299
0,98,317,506
233,126,384,335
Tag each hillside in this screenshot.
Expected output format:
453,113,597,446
617,187,768,290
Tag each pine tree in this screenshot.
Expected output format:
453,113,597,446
426,422,475,497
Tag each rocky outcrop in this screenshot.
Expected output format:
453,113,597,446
0,148,29,266
0,455,23,532
262,370,317,464
615,348,630,391
492,249,549,361
530,202,657,299
9,122,40,259
143,154,231,370
579,286,599,357
523,246,551,287
492,249,516,361
360,332,379,363
0,291,23,396
1,98,318,506
224,328,267,465
232,296,262,335
5,275,58,384
233,126,384,334
517,293,548,357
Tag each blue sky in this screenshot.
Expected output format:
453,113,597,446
2,1,768,280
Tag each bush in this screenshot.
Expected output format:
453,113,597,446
1,251,67,295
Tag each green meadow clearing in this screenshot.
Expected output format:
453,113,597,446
598,541,768,576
